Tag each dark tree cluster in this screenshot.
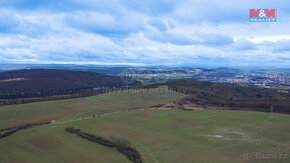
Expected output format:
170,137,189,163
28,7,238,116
65,127,143,163
166,80,290,114
0,129,17,139
0,121,51,139
0,69,128,99
0,69,143,105
0,89,104,106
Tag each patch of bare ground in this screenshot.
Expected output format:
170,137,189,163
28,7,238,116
148,102,208,111
0,78,27,82
148,101,247,112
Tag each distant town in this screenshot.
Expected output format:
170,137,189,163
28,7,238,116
182,68,290,90
116,67,290,91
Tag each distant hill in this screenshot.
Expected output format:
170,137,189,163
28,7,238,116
70,67,129,75
0,69,130,99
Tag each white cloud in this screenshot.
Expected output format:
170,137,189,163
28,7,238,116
0,0,289,68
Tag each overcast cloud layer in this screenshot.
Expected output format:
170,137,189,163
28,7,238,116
0,0,289,68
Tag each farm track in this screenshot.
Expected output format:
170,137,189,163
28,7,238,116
0,107,167,139
51,107,166,124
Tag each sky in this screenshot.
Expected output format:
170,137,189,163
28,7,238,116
0,0,289,68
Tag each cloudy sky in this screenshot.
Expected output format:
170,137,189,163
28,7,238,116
0,0,289,68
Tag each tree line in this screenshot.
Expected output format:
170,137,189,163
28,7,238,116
0,121,51,139
65,127,143,163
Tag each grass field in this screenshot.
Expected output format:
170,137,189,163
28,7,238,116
0,86,184,128
1,109,289,163
0,126,128,163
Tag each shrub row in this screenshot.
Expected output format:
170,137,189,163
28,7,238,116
0,129,17,138
0,121,51,139
65,127,143,163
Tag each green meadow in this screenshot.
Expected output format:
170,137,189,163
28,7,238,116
0,87,184,128
1,110,289,163
0,87,289,163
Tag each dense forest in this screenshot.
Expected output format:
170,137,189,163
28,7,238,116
0,69,139,98
167,80,290,114
0,69,141,105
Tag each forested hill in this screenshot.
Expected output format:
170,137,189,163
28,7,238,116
0,69,128,99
